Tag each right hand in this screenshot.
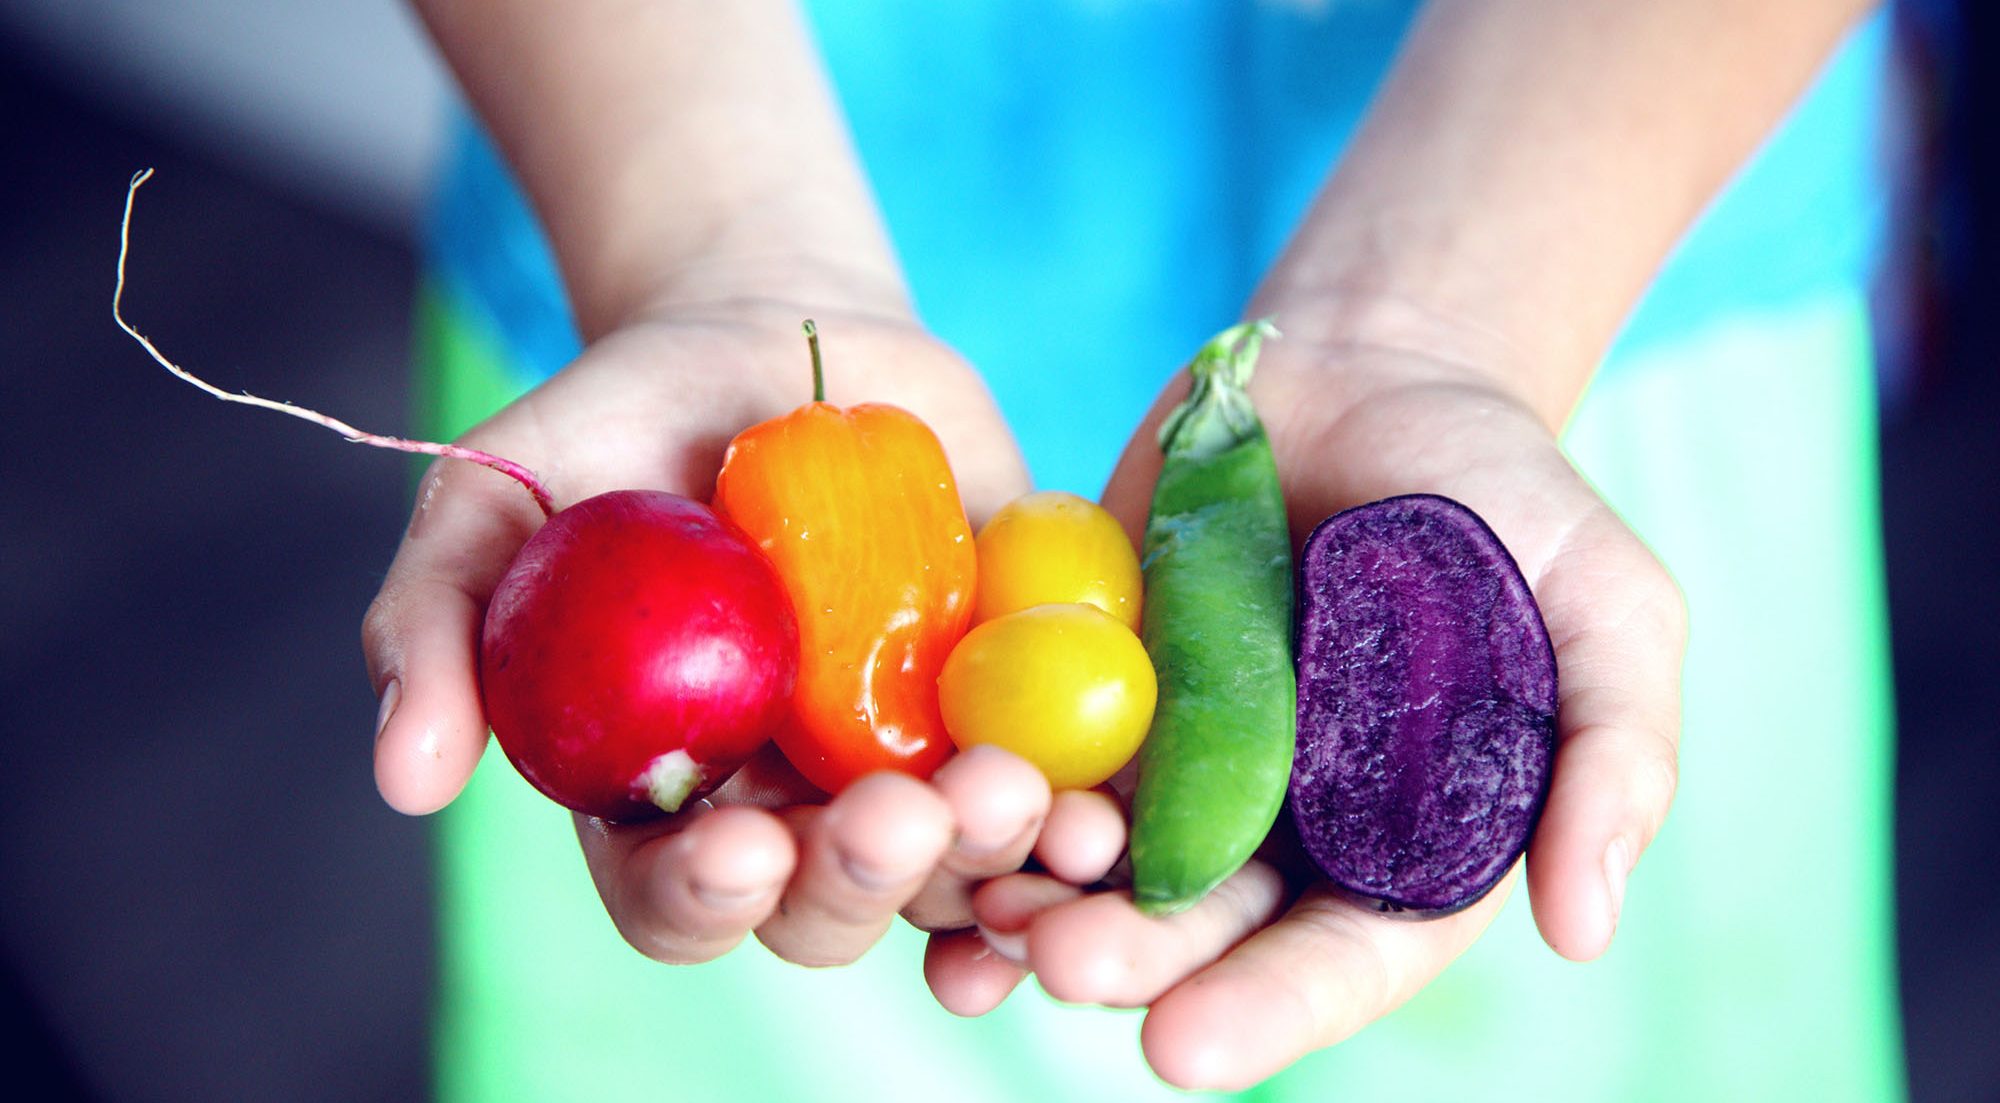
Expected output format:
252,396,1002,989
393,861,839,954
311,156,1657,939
361,298,1047,967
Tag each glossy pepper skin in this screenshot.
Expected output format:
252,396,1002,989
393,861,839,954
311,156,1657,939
712,326,976,794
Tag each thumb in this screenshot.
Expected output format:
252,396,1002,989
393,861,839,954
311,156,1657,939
361,457,544,814
1524,515,1687,960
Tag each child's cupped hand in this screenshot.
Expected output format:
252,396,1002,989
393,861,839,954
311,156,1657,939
361,301,1053,966
924,318,1686,1092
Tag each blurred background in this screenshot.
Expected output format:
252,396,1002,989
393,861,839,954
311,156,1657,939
1,0,1994,1099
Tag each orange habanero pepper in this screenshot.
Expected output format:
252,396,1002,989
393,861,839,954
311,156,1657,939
713,323,976,794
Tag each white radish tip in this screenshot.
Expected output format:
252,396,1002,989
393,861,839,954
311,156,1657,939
639,750,705,814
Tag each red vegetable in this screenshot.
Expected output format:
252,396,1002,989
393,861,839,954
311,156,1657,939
479,490,799,822
114,172,799,824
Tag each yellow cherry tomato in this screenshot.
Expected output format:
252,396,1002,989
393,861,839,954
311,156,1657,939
972,491,1142,631
937,603,1156,790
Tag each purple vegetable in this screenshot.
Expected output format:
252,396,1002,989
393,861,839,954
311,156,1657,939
1289,494,1556,916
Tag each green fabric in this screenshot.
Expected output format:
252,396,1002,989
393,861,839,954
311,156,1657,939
417,281,1900,1100
1555,295,1902,1101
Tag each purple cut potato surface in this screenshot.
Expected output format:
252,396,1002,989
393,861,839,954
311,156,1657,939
1289,494,1556,915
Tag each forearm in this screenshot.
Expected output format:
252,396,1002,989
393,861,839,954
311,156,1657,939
1255,0,1878,428
412,0,904,339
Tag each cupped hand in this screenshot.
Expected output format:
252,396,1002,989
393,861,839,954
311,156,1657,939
927,320,1687,1090
360,299,1048,967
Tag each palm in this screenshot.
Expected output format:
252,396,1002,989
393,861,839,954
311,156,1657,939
946,335,1685,1090
365,306,1042,968
453,310,1028,532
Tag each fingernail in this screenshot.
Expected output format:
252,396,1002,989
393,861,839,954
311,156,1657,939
1603,837,1632,936
977,923,1028,965
374,680,401,743
691,880,773,913
956,813,1043,859
839,852,923,894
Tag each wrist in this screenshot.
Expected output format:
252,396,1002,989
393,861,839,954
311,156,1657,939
604,280,946,405
622,218,915,338
421,0,909,342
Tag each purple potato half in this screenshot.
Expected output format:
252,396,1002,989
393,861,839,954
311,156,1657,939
1289,494,1556,916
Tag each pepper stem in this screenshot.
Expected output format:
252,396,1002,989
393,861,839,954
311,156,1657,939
804,319,825,403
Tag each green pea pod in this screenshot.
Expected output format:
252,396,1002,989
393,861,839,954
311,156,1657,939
1129,320,1297,916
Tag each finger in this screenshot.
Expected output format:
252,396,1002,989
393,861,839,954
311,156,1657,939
755,771,955,967
577,803,797,964
922,928,1029,1017
968,871,1088,965
902,745,1052,932
701,740,828,810
1525,526,1688,960
1139,880,1511,1092
1019,862,1289,1008
1032,787,1128,886
361,458,543,814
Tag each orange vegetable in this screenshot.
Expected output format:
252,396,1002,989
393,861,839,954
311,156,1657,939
712,323,976,794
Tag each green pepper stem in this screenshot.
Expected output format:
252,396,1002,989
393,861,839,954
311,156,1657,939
804,319,825,403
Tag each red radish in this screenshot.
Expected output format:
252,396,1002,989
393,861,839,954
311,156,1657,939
115,169,798,822
481,490,796,820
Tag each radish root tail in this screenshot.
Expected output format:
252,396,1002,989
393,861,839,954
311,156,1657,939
114,168,557,519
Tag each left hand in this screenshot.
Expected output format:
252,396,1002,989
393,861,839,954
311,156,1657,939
922,318,1687,1090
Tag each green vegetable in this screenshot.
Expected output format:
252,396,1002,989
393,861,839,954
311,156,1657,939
1129,320,1298,916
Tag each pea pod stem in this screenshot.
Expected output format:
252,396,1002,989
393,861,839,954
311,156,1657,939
1129,320,1298,916
1154,319,1277,457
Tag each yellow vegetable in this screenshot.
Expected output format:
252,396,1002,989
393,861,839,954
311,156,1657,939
971,491,1142,631
937,603,1156,790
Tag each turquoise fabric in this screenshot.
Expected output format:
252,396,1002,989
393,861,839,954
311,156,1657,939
419,4,1903,1099
427,2,1888,490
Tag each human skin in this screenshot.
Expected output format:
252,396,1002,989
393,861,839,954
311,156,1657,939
926,0,1879,1089
370,0,1877,1084
370,0,1047,968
